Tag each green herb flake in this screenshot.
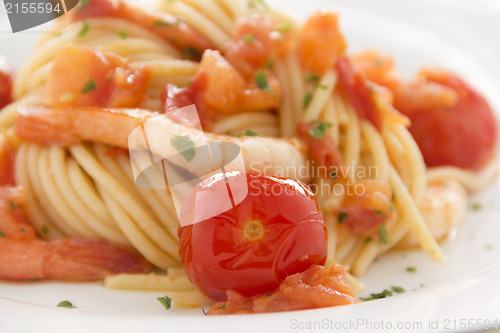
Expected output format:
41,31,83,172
302,92,313,110
157,296,172,310
391,286,405,293
202,307,207,315
182,46,201,61
337,211,349,224
266,60,274,70
242,34,255,42
255,0,271,11
9,200,18,210
170,135,196,162
389,202,394,212
360,289,393,302
81,78,97,94
266,293,273,297
42,225,49,235
306,74,320,83
318,84,329,90
78,21,90,37
379,223,389,244
57,301,76,309
329,170,338,179
255,70,271,92
218,304,226,310
406,266,417,273
117,30,128,39
0,230,5,238
153,20,175,27
307,120,332,140
374,209,387,217
20,228,26,233
365,237,373,244
237,129,262,137
471,203,482,211
277,21,293,31
486,244,494,250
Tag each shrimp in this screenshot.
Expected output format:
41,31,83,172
15,106,309,182
399,180,467,248
0,186,151,281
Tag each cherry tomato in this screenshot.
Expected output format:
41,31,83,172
178,171,327,301
0,58,13,109
394,70,498,171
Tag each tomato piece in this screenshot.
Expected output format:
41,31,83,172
299,10,346,73
0,58,13,109
208,265,357,314
178,171,327,301
0,138,16,186
45,45,150,108
351,50,398,88
297,122,343,175
161,71,215,131
395,70,498,170
335,179,393,236
336,57,382,130
226,14,294,76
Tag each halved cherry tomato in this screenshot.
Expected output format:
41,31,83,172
394,70,498,171
0,58,13,109
178,171,327,301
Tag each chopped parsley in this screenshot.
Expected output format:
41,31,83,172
20,228,26,233
237,129,262,137
81,78,97,94
9,200,18,210
318,84,329,90
337,211,349,224
374,209,387,217
255,70,271,92
391,286,405,293
471,203,482,211
202,307,207,315
486,244,493,250
242,34,255,42
57,301,76,309
182,46,201,61
306,74,320,83
307,120,332,139
329,170,338,179
266,293,274,297
117,30,128,39
406,266,417,273
389,202,394,212
302,92,313,109
153,20,176,27
0,230,5,238
170,135,196,162
42,225,49,235
277,21,293,31
218,304,226,310
365,237,372,243
157,296,172,310
360,289,393,301
78,21,90,37
378,223,389,244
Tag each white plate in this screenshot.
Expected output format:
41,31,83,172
1,0,500,332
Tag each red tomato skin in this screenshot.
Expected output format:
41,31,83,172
336,56,382,130
0,66,13,109
178,171,327,301
398,71,498,170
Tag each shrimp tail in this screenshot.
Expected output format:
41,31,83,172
0,238,151,281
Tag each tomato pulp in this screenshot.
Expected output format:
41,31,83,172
178,171,327,301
